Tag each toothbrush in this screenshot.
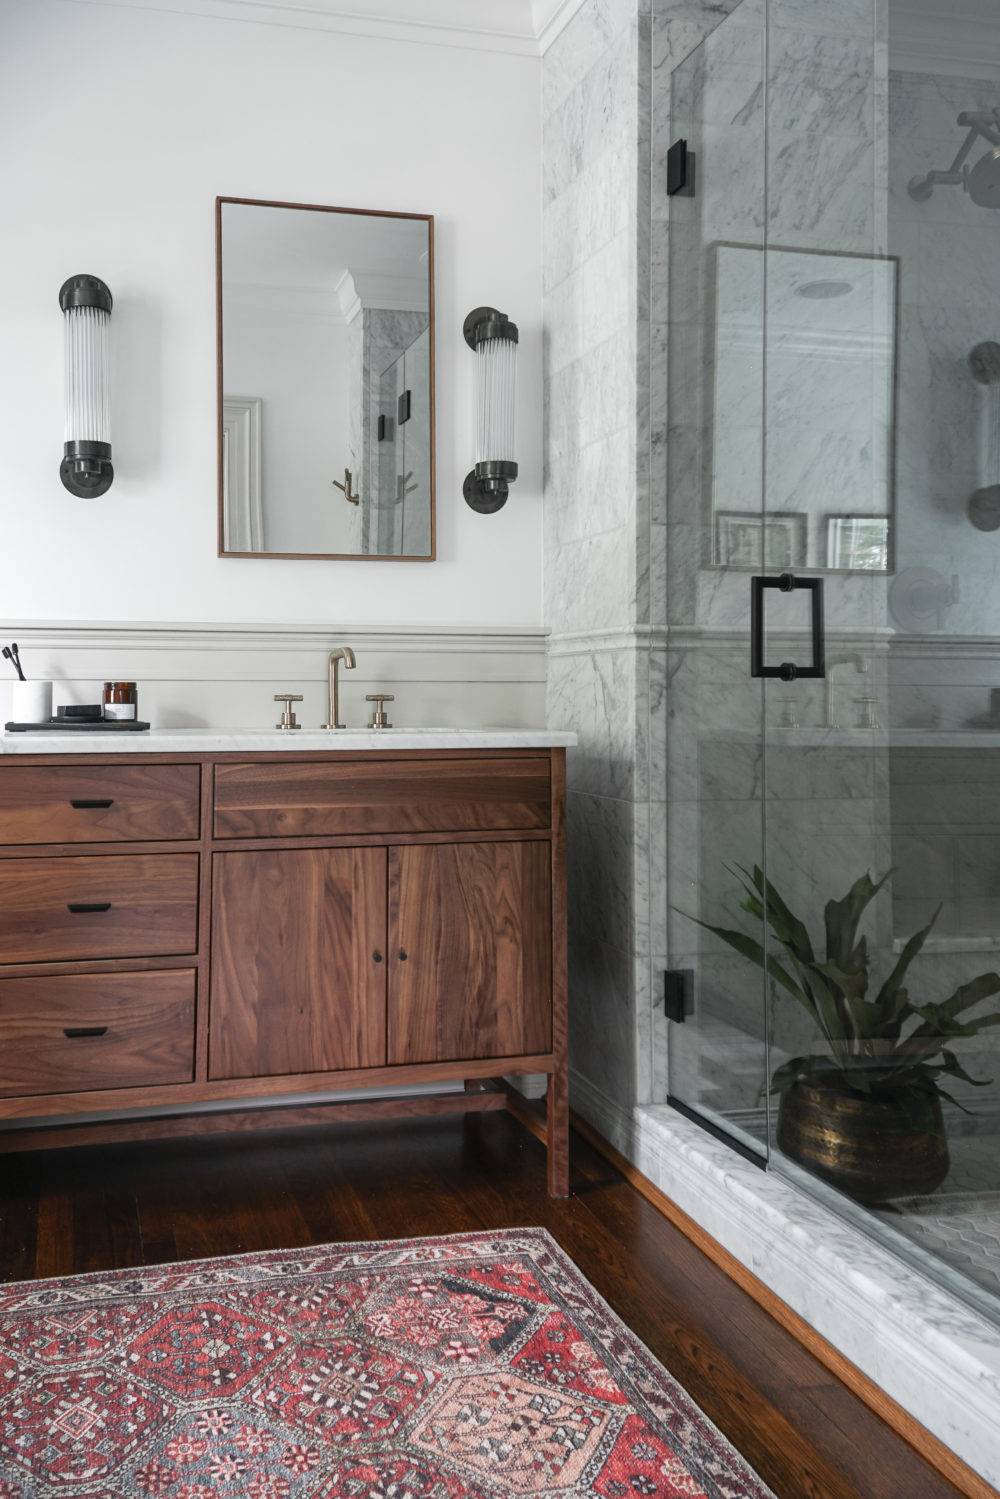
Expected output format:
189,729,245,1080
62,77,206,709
2,644,25,682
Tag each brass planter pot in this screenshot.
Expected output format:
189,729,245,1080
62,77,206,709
776,1077,949,1205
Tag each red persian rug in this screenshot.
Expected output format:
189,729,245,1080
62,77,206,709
0,1228,773,1498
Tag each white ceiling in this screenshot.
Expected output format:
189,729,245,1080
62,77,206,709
70,0,589,54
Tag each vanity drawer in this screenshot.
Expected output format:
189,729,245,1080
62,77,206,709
0,854,199,964
0,764,200,846
213,756,552,839
0,969,195,1097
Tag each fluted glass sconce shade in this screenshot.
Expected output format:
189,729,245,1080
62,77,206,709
463,305,518,513
60,274,114,498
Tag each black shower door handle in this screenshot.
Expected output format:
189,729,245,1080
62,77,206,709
750,573,825,681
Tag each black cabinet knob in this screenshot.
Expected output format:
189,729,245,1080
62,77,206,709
398,949,409,962
372,951,383,963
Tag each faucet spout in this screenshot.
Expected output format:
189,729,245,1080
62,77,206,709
322,646,357,729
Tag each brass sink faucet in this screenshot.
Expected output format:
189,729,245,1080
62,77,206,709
322,646,357,729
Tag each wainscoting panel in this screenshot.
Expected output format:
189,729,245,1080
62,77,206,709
0,622,547,733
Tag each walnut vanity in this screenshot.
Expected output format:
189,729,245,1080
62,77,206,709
0,732,572,1194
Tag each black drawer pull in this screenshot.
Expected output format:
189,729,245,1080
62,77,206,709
63,1026,108,1039
398,949,409,962
66,901,112,914
70,799,114,809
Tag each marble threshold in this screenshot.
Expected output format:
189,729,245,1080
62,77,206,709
571,1073,1000,1490
0,728,577,754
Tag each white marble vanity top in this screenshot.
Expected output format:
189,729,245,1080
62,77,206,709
0,727,577,754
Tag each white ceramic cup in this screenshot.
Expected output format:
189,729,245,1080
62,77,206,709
11,680,53,724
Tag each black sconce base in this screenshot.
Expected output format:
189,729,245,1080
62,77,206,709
60,441,114,498
464,470,509,513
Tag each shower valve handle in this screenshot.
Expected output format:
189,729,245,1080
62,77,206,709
750,573,826,682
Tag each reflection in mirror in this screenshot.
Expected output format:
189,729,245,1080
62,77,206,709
217,198,434,559
707,243,897,572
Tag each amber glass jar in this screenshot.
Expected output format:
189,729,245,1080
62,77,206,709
103,681,138,722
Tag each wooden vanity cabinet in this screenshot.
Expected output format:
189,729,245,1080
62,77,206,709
0,748,569,1195
210,846,387,1080
388,841,551,1065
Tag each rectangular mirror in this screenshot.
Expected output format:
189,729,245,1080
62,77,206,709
216,197,434,560
706,242,898,573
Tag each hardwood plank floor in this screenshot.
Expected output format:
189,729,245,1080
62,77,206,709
0,1108,967,1499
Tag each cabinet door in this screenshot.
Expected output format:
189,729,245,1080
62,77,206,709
210,848,387,1080
388,841,551,1064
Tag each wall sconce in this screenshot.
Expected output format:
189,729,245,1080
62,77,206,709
463,305,518,513
59,274,114,497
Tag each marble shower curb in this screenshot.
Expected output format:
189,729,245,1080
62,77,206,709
569,1070,1000,1489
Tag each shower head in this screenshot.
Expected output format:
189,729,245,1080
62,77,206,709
968,147,1000,208
908,112,1000,208
970,341,1000,385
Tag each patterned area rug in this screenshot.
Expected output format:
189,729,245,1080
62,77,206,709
0,1228,773,1498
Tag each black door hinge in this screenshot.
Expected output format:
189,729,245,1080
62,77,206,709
664,968,693,1024
667,138,689,196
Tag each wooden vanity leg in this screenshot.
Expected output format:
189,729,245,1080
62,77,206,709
548,747,570,1198
547,1066,570,1197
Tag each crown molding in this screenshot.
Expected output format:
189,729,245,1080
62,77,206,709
533,0,587,52
66,0,589,55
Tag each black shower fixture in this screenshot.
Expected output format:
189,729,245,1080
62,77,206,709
908,110,1000,209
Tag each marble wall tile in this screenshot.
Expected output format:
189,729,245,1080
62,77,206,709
543,142,632,295
652,0,748,80
567,789,640,952
544,0,644,121
547,647,638,799
567,923,640,1101
545,528,635,635
543,19,640,205
544,0,652,1108
546,326,638,464
544,429,637,552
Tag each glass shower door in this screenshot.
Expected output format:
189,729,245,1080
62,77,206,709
759,0,1000,1323
662,0,772,1158
659,0,1000,1325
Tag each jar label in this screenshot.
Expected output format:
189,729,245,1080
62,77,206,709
103,703,137,720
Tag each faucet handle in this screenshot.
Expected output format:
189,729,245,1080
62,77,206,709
365,693,395,729
274,692,303,731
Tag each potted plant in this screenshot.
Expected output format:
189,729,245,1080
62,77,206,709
683,866,1000,1204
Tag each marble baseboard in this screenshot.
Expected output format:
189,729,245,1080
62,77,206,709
569,1072,1000,1490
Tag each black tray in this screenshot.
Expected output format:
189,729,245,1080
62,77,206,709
5,720,151,733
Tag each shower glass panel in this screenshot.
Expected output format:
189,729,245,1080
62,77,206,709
372,327,432,556
660,0,1000,1323
663,0,770,1159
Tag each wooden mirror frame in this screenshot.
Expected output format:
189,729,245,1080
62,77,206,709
216,196,436,562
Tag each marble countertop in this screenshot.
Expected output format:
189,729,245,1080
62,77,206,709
0,727,577,755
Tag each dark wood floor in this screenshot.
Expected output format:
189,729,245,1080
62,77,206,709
0,1108,965,1499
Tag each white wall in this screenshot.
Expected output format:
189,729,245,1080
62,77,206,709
0,0,543,627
